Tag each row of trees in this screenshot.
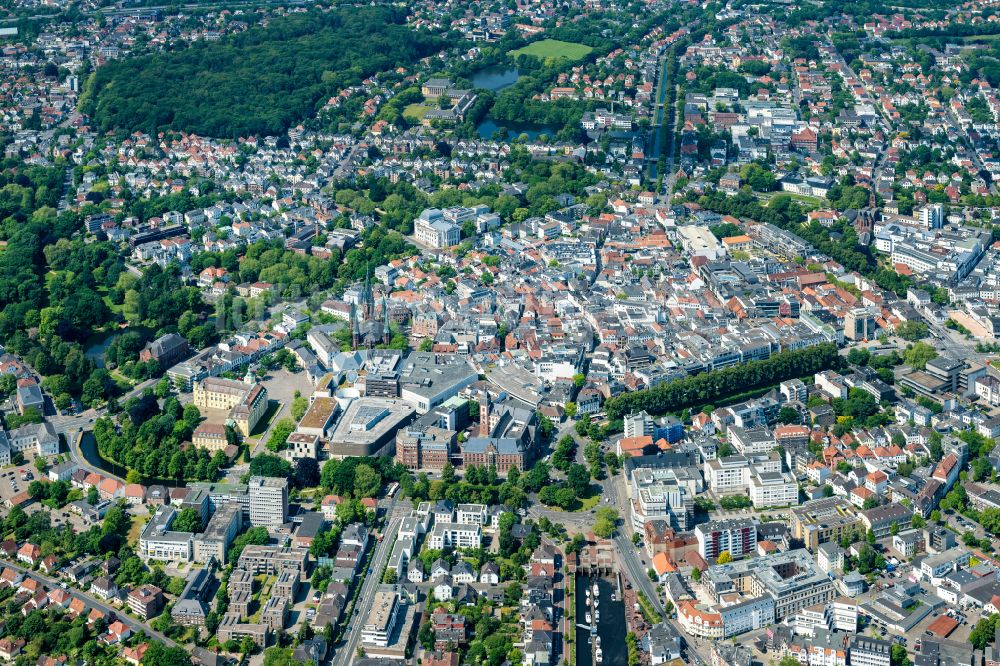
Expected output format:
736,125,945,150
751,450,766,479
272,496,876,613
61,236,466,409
605,343,840,419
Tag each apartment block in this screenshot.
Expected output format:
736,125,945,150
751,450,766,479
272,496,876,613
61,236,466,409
789,497,862,552
749,469,799,508
695,519,757,560
427,522,481,549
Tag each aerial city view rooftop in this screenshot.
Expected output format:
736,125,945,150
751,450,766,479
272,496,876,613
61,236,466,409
1,0,1000,665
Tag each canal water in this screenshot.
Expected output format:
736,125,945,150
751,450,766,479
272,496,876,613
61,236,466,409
476,117,560,140
575,575,628,666
471,66,519,91
78,430,182,486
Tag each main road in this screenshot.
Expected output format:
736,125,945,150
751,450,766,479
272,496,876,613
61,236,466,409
332,500,407,666
604,470,714,666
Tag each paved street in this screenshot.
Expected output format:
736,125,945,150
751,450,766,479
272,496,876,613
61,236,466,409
332,500,407,666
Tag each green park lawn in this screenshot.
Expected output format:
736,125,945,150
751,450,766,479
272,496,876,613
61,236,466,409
402,103,431,122
509,39,593,63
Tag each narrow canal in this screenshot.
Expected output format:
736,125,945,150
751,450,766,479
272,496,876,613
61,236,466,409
575,574,628,666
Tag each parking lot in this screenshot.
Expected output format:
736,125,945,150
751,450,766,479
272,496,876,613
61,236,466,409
0,466,33,502
911,606,974,646
258,368,312,414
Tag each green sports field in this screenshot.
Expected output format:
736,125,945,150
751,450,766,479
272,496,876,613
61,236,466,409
509,39,593,63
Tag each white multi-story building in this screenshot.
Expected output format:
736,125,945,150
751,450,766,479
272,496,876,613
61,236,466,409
624,411,655,439
414,209,461,249
749,469,799,508
362,590,400,648
780,379,808,402
248,476,288,529
704,456,752,493
626,465,696,532
814,371,847,400
427,522,481,549
728,426,776,455
455,504,487,527
139,506,194,562
829,598,858,633
9,422,59,457
849,637,891,666
704,453,781,494
701,549,835,635
975,375,1000,406
918,547,970,582
917,204,944,229
719,596,775,637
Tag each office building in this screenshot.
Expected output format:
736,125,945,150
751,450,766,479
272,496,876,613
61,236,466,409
414,210,462,249
248,476,288,529
139,506,193,562
192,503,242,563
728,426,776,455
186,480,251,520
363,591,401,648
844,308,877,342
703,549,835,627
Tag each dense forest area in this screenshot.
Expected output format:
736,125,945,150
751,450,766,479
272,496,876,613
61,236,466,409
94,393,226,481
79,7,444,137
